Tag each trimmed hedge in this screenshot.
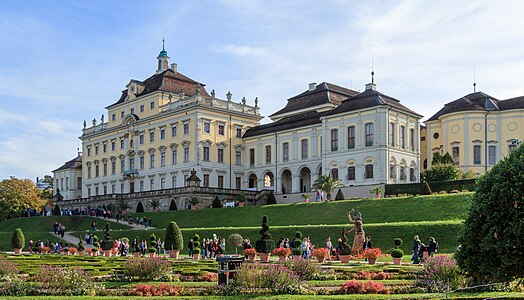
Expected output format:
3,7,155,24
385,179,476,195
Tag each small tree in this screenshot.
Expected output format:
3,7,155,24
192,233,201,255
77,237,85,252
335,189,345,200
313,175,342,200
118,199,131,213
149,233,157,253
136,202,144,213
422,164,459,181
164,221,183,252
52,204,61,216
11,228,25,251
149,199,160,211
189,196,199,206
228,233,243,255
255,215,275,253
100,223,113,251
420,180,432,195
235,193,247,203
169,199,178,211
92,235,100,252
291,231,303,256
266,191,277,205
212,196,223,208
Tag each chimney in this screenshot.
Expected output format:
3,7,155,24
171,63,177,73
365,82,377,91
308,82,317,92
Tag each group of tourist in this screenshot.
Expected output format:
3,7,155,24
411,235,439,264
52,222,66,238
187,236,226,258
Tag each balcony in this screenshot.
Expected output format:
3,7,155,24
123,169,139,180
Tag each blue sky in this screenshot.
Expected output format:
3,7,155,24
1,0,523,180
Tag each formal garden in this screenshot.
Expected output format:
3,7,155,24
0,146,523,298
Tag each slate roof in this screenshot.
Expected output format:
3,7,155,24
324,88,422,118
269,82,359,117
106,69,210,109
52,155,82,172
426,92,524,122
243,111,323,138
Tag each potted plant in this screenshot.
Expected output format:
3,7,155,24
149,199,160,212
100,223,114,257
68,247,78,255
92,235,100,256
41,246,50,254
255,215,275,262
189,196,199,209
228,233,244,255
272,247,292,262
312,247,330,263
164,221,183,259
235,193,247,207
243,248,256,262
149,233,158,258
11,228,25,254
117,199,131,214
370,187,384,198
291,231,303,262
301,193,310,203
313,175,342,201
192,233,201,260
391,238,404,265
77,238,85,256
338,228,352,263
363,248,382,264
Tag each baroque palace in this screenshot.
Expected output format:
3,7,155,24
53,45,524,212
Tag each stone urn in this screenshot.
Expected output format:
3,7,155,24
169,250,180,259
258,252,271,263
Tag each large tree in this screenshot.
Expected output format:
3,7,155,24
456,144,524,284
0,177,45,220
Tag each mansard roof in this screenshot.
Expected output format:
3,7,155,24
269,82,359,117
426,91,524,122
243,111,322,138
324,88,422,118
52,154,82,172
106,69,210,109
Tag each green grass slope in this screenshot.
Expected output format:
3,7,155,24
0,215,132,233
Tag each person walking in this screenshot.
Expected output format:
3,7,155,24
187,239,194,257
428,237,438,257
412,235,421,264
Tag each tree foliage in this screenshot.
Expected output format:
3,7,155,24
255,215,275,253
456,144,524,283
335,189,345,200
11,228,25,250
266,191,277,205
169,199,177,211
0,177,45,220
212,196,223,208
164,221,183,251
313,175,342,200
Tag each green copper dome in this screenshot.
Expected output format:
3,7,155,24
159,49,168,57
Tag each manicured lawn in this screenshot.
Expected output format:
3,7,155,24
0,215,132,232
0,231,60,251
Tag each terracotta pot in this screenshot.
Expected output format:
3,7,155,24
169,250,180,259
258,252,271,263
293,255,302,263
193,253,200,260
247,254,255,262
278,255,287,263
238,202,245,207
368,258,377,264
13,248,22,254
104,250,112,257
78,251,84,256
423,251,429,260
303,199,309,203
149,252,156,258
133,252,140,257
316,256,325,264
393,257,402,265
375,194,381,198
339,255,351,263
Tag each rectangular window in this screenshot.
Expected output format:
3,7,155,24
150,101,155,109
410,168,416,181
203,146,210,161
95,165,99,177
139,180,144,191
111,114,116,121
183,123,189,135
111,161,116,174
400,166,406,180
130,108,135,115
365,123,374,147
77,177,82,190
347,126,355,149
160,152,166,166
172,149,177,164
410,128,415,151
301,139,308,159
236,128,242,138
218,124,225,136
103,144,107,153
111,141,116,151
95,145,99,155
235,177,241,190
87,188,91,197
452,147,460,165
129,158,135,170
282,142,289,162
160,128,166,140
365,164,374,179
400,126,405,149
103,163,107,176
474,145,481,165
87,166,91,179
120,158,125,173
120,111,124,119
184,147,189,162
389,123,395,146
149,131,154,142
87,148,91,156
218,148,224,163
203,174,210,187
488,145,496,165
95,186,99,196
150,154,155,168
160,177,165,189
103,185,107,195
347,166,355,180
65,177,69,190
150,178,154,190
171,125,177,137
140,105,144,112
390,164,396,179
249,148,255,166
331,129,338,151
111,184,115,194
120,183,124,193
217,175,224,188
139,134,144,145
235,150,241,165
203,121,210,133
171,175,176,188
139,156,144,170
265,145,271,164
120,138,124,149
330,168,338,180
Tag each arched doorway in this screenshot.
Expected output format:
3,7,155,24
136,201,144,213
299,167,311,193
169,199,177,211
281,169,292,194
264,172,275,190
248,174,258,189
